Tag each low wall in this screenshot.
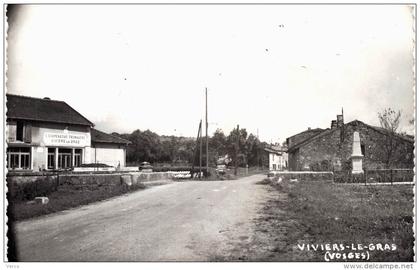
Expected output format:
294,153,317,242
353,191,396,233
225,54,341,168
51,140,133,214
334,169,414,183
121,172,172,186
365,169,414,183
73,167,116,172
7,174,59,201
7,171,174,201
59,174,122,186
268,171,334,181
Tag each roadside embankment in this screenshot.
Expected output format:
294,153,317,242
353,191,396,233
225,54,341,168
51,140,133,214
7,171,174,220
238,176,415,262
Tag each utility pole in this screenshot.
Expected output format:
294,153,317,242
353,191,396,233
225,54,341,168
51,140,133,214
234,124,239,176
205,88,209,177
192,120,202,179
199,120,202,179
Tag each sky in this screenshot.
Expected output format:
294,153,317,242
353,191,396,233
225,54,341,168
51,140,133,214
6,4,415,143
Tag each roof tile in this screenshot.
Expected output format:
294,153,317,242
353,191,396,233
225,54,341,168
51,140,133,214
6,94,93,126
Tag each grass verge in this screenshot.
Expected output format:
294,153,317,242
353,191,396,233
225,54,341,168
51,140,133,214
261,180,414,261
222,179,414,262
8,183,146,221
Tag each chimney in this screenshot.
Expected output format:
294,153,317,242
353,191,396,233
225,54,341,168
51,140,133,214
331,120,337,129
337,114,344,127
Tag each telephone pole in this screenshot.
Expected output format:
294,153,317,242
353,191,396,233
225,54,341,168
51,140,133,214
234,124,239,176
205,88,209,177
192,120,202,179
199,120,202,179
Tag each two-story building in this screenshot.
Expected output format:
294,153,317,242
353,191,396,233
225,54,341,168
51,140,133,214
265,144,288,171
6,94,130,171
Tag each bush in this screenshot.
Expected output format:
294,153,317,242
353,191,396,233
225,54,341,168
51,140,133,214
7,175,59,202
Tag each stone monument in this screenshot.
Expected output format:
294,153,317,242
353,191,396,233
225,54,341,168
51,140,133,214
351,131,364,174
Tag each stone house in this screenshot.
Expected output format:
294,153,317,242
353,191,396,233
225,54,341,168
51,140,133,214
286,115,414,171
286,127,325,150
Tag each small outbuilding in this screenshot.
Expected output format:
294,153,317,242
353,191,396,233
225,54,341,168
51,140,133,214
90,128,131,168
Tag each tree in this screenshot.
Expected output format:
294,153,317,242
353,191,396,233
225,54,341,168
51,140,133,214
245,133,261,167
208,129,227,164
377,108,402,168
116,126,270,168
124,129,163,163
227,127,248,167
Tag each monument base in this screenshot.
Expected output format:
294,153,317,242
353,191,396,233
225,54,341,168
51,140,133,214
351,155,364,175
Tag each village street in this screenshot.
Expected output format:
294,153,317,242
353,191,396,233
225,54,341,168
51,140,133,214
14,174,270,261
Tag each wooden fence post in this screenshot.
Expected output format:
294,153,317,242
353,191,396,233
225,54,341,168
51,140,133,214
364,169,367,186
391,169,393,185
56,173,60,191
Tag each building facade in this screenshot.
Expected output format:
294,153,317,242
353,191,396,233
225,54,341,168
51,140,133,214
6,94,130,171
90,128,130,167
286,128,325,150
265,145,288,171
287,115,414,171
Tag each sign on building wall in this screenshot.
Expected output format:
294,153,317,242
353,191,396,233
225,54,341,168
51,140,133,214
43,132,89,147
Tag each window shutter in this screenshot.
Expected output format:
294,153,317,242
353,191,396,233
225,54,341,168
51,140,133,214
7,123,17,142
24,124,32,143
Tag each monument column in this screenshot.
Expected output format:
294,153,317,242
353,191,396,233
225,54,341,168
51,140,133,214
351,131,364,174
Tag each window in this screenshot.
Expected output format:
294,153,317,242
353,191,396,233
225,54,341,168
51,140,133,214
47,148,55,170
16,121,24,141
74,149,82,167
9,153,19,169
58,149,72,169
361,144,366,156
7,147,31,170
13,121,31,142
272,164,276,170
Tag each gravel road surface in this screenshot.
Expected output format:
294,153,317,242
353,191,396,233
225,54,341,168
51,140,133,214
14,174,268,261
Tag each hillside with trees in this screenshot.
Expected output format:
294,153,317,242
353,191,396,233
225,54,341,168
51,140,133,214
114,127,269,168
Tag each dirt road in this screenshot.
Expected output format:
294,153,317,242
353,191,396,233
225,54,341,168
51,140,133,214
14,174,269,261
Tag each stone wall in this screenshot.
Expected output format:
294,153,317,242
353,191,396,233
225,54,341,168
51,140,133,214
7,171,174,201
268,171,334,181
287,129,324,149
291,121,414,172
7,174,59,201
59,173,122,186
296,129,341,171
288,149,300,171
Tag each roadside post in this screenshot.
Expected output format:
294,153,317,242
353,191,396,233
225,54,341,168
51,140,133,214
391,169,393,185
364,169,367,186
